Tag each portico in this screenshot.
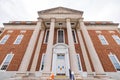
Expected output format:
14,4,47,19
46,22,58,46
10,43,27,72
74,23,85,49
17,7,106,79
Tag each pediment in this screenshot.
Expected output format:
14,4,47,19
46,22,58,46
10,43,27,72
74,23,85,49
38,7,83,15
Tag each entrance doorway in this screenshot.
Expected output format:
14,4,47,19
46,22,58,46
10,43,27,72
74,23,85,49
56,54,65,75
52,43,70,76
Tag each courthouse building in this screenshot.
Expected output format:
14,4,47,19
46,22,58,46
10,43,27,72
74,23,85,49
0,7,120,80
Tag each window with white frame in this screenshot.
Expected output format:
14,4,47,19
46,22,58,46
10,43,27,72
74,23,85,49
109,53,120,71
13,34,24,44
0,52,14,70
57,29,64,43
98,34,109,45
112,35,120,45
40,54,45,71
0,34,10,44
72,29,77,43
76,54,82,71
44,29,49,43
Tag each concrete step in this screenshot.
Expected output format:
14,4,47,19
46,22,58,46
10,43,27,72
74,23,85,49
54,75,69,80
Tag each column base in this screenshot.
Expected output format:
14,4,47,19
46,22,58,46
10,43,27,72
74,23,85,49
94,73,109,79
87,73,94,77
40,72,51,79
74,73,83,80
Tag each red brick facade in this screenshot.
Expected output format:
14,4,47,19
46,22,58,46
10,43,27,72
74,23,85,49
0,30,33,71
0,28,120,72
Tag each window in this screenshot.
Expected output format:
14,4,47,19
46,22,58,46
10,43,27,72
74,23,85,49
57,29,64,43
13,34,24,44
40,54,45,71
0,52,14,70
109,53,120,71
57,54,64,59
112,35,120,45
76,54,82,71
46,22,50,25
98,34,109,45
0,34,10,44
44,29,49,43
71,23,75,25
72,29,77,43
58,23,63,26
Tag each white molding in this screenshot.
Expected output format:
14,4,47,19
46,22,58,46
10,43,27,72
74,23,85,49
0,52,14,71
4,25,35,30
57,29,65,43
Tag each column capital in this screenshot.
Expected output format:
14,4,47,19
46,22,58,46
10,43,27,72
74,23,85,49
79,18,84,22
66,18,71,22
37,18,43,22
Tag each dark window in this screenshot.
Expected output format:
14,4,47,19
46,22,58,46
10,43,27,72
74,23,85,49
58,30,64,43
72,30,77,43
44,30,49,43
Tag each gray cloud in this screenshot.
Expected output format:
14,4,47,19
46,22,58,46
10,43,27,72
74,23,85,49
0,0,120,27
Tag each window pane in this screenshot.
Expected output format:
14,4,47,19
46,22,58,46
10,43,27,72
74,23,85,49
0,35,10,44
109,54,120,71
0,53,14,70
112,35,120,45
14,35,24,44
98,35,108,45
57,54,64,59
41,54,45,70
72,30,77,43
76,54,81,71
58,30,64,43
44,30,49,43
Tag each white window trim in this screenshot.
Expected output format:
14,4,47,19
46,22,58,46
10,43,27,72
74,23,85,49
0,34,10,44
98,34,109,45
108,53,120,72
0,52,14,71
112,35,120,45
44,29,49,44
39,54,45,71
76,54,83,72
95,31,102,34
109,31,115,33
20,30,26,33
57,29,65,43
13,34,24,44
72,29,78,44
7,30,13,33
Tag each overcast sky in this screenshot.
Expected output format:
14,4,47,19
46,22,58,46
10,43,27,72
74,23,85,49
0,0,120,27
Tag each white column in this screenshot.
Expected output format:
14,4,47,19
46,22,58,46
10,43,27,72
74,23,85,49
30,29,45,72
77,29,93,75
43,18,55,73
79,18,105,75
52,53,57,75
19,19,42,72
66,19,79,73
